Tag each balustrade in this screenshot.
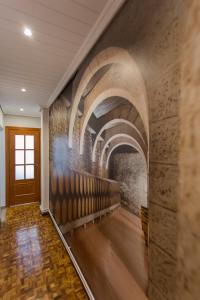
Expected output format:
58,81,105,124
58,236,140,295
50,167,121,233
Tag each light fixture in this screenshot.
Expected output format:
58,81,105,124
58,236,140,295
20,108,24,112
21,88,26,92
23,27,32,37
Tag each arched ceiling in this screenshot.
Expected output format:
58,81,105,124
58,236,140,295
79,85,147,155
105,142,139,169
100,133,146,168
92,120,146,162
68,47,148,148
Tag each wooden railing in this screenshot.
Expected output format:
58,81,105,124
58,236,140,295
50,167,121,233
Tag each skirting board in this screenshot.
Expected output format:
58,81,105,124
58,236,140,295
40,205,49,215
48,209,95,300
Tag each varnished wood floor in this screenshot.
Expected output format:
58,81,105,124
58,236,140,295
66,208,148,300
0,204,88,300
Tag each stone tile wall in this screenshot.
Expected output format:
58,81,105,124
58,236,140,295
109,152,147,215
178,1,200,299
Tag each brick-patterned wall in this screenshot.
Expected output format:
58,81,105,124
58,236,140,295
109,152,147,216
49,98,94,174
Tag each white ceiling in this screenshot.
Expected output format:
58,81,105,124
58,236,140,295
0,0,124,117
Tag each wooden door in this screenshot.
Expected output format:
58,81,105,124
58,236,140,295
6,127,40,206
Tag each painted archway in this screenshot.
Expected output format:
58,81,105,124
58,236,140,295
68,47,148,149
79,87,147,155
92,118,146,162
99,133,146,168
105,142,140,169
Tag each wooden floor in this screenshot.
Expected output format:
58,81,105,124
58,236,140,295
0,204,88,300
66,208,148,300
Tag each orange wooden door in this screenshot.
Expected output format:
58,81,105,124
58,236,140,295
6,127,40,206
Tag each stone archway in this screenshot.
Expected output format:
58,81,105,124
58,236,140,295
99,133,146,168
106,142,139,169
92,118,146,162
68,47,148,149
79,87,147,155
106,140,148,216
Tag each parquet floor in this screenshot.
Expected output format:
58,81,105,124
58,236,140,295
66,207,148,300
0,204,88,300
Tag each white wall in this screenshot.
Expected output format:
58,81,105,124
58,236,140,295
0,109,3,129
40,108,49,213
0,114,40,207
0,110,4,218
4,114,41,128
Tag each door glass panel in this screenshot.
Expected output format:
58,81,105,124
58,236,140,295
15,165,24,180
15,150,24,164
26,165,34,179
15,135,24,149
26,150,34,164
26,135,34,149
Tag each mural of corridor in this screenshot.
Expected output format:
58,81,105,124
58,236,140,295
1,0,200,300
48,0,188,299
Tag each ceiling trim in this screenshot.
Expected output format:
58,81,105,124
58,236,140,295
46,0,126,108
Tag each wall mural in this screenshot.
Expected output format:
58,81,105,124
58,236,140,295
49,0,187,298
49,0,148,236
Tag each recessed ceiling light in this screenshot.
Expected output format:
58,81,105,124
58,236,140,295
23,27,32,37
21,88,26,92
20,108,24,112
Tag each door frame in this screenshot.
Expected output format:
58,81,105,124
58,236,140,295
5,126,41,207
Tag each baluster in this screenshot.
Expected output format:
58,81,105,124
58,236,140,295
76,172,81,219
102,181,105,210
67,170,73,222
97,178,100,211
85,175,89,216
99,179,102,211
106,182,109,208
80,174,84,217
74,172,79,219
55,196,61,225
91,177,93,214
94,177,97,213
96,178,98,212
104,181,107,209
50,167,57,215
58,169,64,225
88,176,92,215
83,175,87,216
64,171,69,223
70,170,76,220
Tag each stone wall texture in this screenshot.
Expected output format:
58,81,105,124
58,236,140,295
109,152,147,215
49,97,94,174
178,1,200,299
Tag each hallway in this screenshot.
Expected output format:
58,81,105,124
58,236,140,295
66,208,148,300
0,204,87,300
1,0,200,299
